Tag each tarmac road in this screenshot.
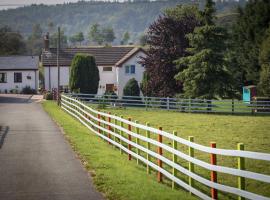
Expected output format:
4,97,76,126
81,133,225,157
0,94,104,200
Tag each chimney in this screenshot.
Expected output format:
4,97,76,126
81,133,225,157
44,32,50,50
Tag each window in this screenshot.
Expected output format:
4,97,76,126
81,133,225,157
103,67,112,72
125,65,136,74
106,84,114,92
14,72,22,83
0,73,7,83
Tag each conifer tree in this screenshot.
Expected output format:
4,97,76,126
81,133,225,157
175,0,232,99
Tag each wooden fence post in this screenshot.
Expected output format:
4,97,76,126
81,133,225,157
157,127,163,182
172,131,177,189
189,136,194,192
120,115,124,154
238,143,245,200
146,122,151,174
210,142,218,200
135,120,140,165
232,99,235,114
128,117,132,160
108,112,111,145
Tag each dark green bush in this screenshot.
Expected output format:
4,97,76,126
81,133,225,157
43,92,53,100
21,86,36,94
123,78,140,96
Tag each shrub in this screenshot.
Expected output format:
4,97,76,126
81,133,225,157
69,53,100,94
21,86,36,94
43,91,53,100
123,78,140,96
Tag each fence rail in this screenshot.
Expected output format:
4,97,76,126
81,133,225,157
65,93,270,115
60,94,270,200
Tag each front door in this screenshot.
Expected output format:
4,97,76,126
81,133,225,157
106,84,114,92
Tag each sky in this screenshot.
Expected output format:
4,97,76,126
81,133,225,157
0,0,126,10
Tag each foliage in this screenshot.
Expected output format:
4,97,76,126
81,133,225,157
175,0,233,99
121,31,130,45
43,91,53,100
123,78,140,96
50,29,68,48
69,32,84,46
0,26,26,55
140,71,150,96
139,33,147,46
0,1,244,45
258,28,270,97
88,23,115,45
21,86,36,94
231,0,270,84
140,5,201,97
69,53,100,94
27,23,43,55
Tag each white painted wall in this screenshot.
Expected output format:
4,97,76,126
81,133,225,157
97,66,117,95
116,51,146,97
44,66,69,90
0,70,38,93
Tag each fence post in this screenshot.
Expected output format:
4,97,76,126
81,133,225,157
98,111,101,134
108,112,111,145
146,122,151,174
172,131,177,189
167,97,170,110
232,99,235,114
237,143,245,200
188,136,194,192
157,127,163,182
114,114,118,148
120,115,124,154
135,120,140,165
210,142,218,200
128,117,132,160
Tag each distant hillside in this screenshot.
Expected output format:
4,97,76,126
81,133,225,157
0,0,245,43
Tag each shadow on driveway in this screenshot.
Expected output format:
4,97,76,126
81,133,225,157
0,94,32,104
0,126,9,149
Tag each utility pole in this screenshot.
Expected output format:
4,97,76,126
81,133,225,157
57,26,60,106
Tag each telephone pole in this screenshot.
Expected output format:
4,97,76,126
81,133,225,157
57,26,61,106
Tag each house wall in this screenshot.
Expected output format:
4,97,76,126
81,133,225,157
97,66,117,95
44,66,70,90
0,70,38,93
116,51,146,97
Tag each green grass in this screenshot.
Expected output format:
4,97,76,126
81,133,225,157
42,101,197,200
93,104,270,199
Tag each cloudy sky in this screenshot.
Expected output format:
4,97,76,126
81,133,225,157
0,0,125,10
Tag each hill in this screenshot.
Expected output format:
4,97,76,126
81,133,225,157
0,0,245,44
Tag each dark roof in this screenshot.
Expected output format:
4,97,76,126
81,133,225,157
41,46,144,67
0,56,39,70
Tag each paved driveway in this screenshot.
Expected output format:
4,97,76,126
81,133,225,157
0,94,104,200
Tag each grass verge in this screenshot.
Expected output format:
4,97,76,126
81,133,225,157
42,101,197,200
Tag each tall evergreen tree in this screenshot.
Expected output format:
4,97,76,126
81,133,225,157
69,53,100,93
175,0,232,99
232,1,270,84
140,5,201,97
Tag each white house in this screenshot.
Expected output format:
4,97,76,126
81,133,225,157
41,36,146,97
0,56,39,93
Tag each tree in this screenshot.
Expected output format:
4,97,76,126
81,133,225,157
121,31,130,45
50,29,68,48
69,53,100,93
139,33,147,46
174,0,232,99
69,32,84,46
88,23,104,45
140,5,201,97
258,28,270,96
232,1,270,84
123,78,140,96
0,26,26,55
102,27,115,44
27,24,43,55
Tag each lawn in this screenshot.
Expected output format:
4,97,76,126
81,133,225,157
42,101,197,200
92,104,270,199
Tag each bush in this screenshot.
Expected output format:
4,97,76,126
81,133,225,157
69,53,100,94
43,91,53,100
123,78,140,96
21,86,36,94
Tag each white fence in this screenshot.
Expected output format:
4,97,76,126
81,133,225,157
61,94,270,200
